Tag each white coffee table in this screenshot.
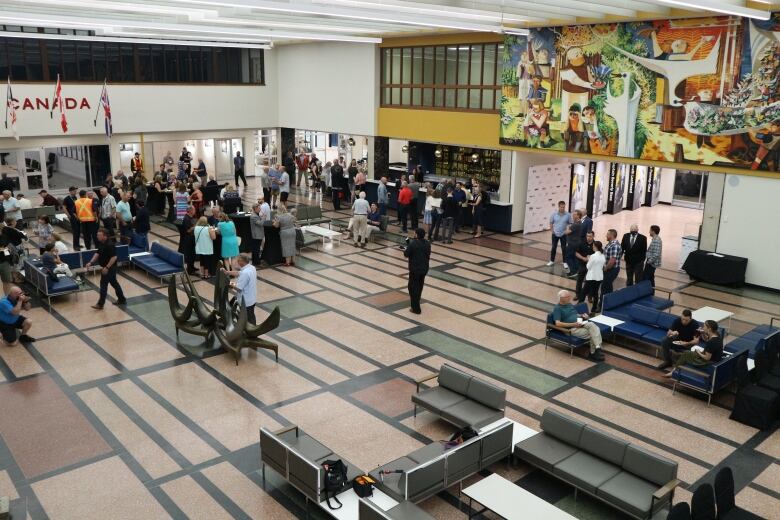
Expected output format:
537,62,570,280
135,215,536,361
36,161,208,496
588,315,625,331
463,473,576,520
302,225,342,247
692,306,734,330
326,487,397,520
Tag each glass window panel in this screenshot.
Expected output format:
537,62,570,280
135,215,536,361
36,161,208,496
391,48,401,83
382,48,391,84
93,42,106,81
434,88,444,107
61,41,76,80
382,87,390,104
249,49,263,83
77,42,93,81
120,44,134,81
434,46,445,84
137,44,152,81
214,49,227,82
178,46,190,82
401,87,411,104
24,40,43,80
457,88,467,107
412,87,421,106
483,44,496,85
445,47,457,84
202,47,213,82
445,88,456,107
0,40,8,80
190,47,202,82
45,41,60,80
458,46,469,85
106,43,121,82
401,48,411,84
470,45,482,85
391,87,400,105
422,87,433,106
151,45,164,81
482,89,494,110
412,47,422,84
8,40,24,80
469,88,481,109
423,47,433,84
165,46,178,81
495,89,501,109
230,49,242,82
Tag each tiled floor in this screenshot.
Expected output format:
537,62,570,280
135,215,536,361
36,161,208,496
0,182,778,519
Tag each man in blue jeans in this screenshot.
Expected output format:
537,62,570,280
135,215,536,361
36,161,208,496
86,228,127,310
599,228,622,311
547,201,571,270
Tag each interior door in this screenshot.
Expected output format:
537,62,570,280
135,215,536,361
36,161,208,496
23,148,48,193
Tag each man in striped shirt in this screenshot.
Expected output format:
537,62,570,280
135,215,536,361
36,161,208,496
643,225,662,288
599,229,622,311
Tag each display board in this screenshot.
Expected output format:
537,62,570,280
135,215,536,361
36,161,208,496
498,14,780,172
606,163,627,214
570,163,589,212
524,162,572,234
644,166,661,206
586,161,609,218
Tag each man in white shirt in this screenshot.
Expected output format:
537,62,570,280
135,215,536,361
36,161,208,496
351,191,371,247
15,194,32,211
2,191,21,225
225,253,258,324
279,167,291,204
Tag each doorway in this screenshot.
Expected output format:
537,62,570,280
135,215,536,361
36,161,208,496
0,148,49,193
672,170,708,209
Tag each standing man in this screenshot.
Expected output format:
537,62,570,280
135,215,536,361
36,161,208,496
377,177,389,216
599,229,622,311
130,152,143,177
260,166,271,203
178,206,197,275
194,158,208,185
547,201,571,269
99,187,117,240
134,200,150,252
564,209,582,278
404,228,431,315
2,191,21,228
330,160,345,211
224,253,258,324
351,191,370,248
268,163,282,209
233,151,247,189
579,208,592,237
620,224,647,286
644,225,662,288
250,202,266,266
397,181,413,233
574,231,595,302
453,181,467,233
86,228,126,309
74,189,97,249
282,151,296,192
116,191,133,244
295,152,309,187
63,186,81,251
279,165,291,204
407,175,420,231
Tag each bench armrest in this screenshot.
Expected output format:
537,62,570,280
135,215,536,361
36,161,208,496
273,424,299,437
656,287,673,300
415,372,438,392
676,365,709,378
771,316,779,329
652,478,680,503
547,324,572,335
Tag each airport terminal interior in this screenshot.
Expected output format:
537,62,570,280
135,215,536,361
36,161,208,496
0,1,780,519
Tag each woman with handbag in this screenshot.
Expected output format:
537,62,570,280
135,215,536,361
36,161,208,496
194,217,217,279
217,213,239,271
273,204,297,267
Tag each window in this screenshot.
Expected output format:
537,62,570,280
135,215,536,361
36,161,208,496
0,28,265,84
380,42,500,112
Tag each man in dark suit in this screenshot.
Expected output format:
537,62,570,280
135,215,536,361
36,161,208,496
621,224,647,286
404,228,431,315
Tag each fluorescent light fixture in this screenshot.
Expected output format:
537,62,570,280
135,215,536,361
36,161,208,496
317,0,532,23
0,30,271,48
503,27,530,36
652,0,770,19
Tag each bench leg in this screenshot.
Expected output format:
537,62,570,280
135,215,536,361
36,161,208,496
413,403,417,418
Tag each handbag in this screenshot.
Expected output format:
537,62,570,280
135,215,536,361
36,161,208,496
352,475,376,498
321,459,348,510
445,426,478,448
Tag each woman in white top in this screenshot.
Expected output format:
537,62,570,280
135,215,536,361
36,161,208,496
423,188,434,235
585,240,605,313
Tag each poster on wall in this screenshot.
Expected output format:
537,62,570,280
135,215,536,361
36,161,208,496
523,163,572,234
570,163,589,211
606,162,626,214
499,15,780,172
633,165,648,209
586,161,609,218
644,166,661,206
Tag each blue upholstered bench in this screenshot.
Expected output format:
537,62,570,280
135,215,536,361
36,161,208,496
131,242,183,280
610,305,678,353
546,302,610,357
724,324,780,359
127,232,148,255
601,281,673,321
671,347,749,405
23,257,80,308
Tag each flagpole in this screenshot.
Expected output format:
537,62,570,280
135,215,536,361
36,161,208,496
4,78,9,130
93,79,106,127
49,74,59,120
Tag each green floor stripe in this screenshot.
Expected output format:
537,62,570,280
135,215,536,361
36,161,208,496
407,330,566,395
262,296,325,319
128,299,221,357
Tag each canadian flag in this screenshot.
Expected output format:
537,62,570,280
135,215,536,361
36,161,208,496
53,74,68,133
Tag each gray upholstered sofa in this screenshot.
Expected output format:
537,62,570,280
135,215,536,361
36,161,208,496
368,419,513,503
514,408,679,519
413,364,506,428
358,498,434,520
260,425,362,508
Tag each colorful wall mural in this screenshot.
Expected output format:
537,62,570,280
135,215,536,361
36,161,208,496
499,14,780,172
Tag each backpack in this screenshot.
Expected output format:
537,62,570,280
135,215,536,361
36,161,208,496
445,426,478,448
321,459,348,510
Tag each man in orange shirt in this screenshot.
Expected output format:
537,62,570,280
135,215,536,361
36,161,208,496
397,181,413,233
74,189,98,249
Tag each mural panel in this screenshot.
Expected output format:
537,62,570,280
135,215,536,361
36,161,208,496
499,15,780,171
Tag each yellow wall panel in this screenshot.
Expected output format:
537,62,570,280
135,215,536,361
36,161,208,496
378,108,500,148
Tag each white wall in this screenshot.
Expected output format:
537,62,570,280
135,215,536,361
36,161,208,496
276,42,378,136
716,174,780,290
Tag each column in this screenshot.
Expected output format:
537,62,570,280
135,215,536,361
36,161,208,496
373,136,388,181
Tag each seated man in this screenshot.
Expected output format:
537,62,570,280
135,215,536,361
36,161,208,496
657,309,700,370
42,242,74,278
553,290,604,361
367,203,382,238
0,286,34,346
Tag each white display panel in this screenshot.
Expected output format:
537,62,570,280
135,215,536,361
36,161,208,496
523,162,571,234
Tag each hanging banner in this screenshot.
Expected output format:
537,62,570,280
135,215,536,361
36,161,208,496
644,166,658,206
625,164,638,210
